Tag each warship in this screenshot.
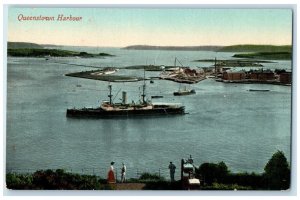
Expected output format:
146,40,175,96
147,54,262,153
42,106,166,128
67,82,185,118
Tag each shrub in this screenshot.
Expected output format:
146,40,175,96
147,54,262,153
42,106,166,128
223,172,264,189
139,172,165,182
6,173,33,189
197,162,229,185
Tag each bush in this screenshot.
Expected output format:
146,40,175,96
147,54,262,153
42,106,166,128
197,162,229,185
139,172,165,182
6,173,33,189
31,169,101,189
7,169,108,190
223,172,264,189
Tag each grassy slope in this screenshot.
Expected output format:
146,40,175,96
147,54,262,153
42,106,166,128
233,52,292,60
8,48,115,57
8,48,80,57
218,45,292,52
8,42,43,49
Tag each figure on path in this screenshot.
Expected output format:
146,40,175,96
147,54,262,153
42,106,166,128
107,161,116,183
121,162,126,183
168,161,176,182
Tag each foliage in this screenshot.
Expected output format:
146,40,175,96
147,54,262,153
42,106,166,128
6,150,291,190
7,48,114,57
233,52,292,60
32,169,102,189
274,69,287,74
8,48,78,57
197,162,229,185
139,172,165,182
218,45,292,53
196,151,290,190
202,183,251,190
6,169,111,190
6,173,33,189
8,42,43,49
224,172,264,189
263,151,290,190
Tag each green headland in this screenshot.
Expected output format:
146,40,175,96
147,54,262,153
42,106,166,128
7,42,115,58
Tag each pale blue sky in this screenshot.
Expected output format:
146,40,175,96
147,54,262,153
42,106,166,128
8,7,293,47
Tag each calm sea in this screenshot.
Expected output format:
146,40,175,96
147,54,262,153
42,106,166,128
6,47,292,180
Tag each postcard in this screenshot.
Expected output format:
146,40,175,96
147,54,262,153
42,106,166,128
5,5,293,192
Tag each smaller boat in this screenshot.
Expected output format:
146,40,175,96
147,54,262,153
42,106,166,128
174,89,196,96
174,84,196,96
151,95,164,99
248,89,270,92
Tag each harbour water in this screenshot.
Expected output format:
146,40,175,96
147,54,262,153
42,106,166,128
6,47,292,179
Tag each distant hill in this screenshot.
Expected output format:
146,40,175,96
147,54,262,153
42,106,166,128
8,42,43,49
218,45,292,52
123,45,223,51
8,48,115,57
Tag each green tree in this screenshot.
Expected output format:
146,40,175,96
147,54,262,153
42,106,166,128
197,162,229,185
263,151,290,190
217,161,229,182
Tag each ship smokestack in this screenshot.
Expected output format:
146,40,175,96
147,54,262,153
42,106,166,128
122,91,127,105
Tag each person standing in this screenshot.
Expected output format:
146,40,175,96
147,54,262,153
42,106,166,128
169,162,176,182
107,161,116,184
121,162,126,183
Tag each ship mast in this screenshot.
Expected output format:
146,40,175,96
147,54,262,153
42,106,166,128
141,66,146,104
214,57,217,77
108,84,113,104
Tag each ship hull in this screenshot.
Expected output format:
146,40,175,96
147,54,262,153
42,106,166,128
173,91,196,96
66,106,185,118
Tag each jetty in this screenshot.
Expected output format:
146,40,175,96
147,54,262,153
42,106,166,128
160,58,206,84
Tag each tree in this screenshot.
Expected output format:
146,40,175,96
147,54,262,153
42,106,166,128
197,162,229,185
217,161,229,182
263,151,290,190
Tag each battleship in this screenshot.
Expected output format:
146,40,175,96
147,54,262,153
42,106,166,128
66,83,185,118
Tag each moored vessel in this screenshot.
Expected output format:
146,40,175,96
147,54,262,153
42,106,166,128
67,82,185,118
173,89,196,96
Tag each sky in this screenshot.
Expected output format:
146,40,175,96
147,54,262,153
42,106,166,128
7,7,293,47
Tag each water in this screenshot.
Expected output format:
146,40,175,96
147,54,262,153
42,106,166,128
6,48,292,180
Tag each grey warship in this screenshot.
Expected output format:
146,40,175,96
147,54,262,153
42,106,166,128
66,83,185,118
